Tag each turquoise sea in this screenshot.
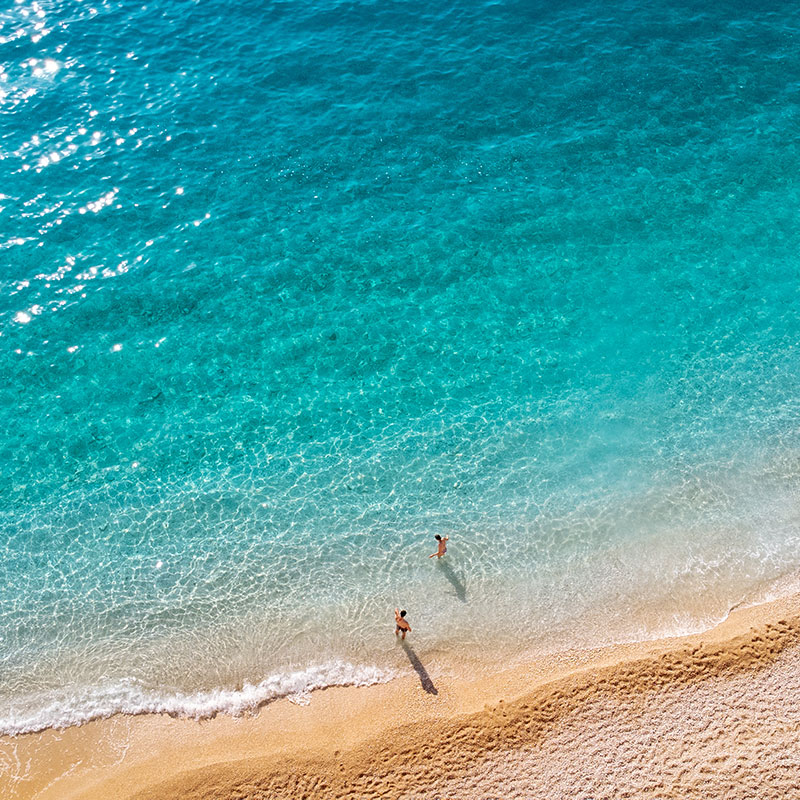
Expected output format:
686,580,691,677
3,0,800,734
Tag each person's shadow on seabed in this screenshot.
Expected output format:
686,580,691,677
400,640,438,695
437,559,467,602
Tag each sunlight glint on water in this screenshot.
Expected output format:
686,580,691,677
2,0,800,733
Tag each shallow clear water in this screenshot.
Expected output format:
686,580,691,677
3,0,800,733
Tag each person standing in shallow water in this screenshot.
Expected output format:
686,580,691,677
395,608,411,639
429,534,449,559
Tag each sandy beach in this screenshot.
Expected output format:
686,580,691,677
6,1,800,797
3,592,800,799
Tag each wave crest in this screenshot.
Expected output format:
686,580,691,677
0,661,395,736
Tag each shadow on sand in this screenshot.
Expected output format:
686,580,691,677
400,640,438,695
437,559,467,602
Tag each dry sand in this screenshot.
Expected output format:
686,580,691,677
3,593,800,799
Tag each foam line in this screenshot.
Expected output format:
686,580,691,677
0,661,394,736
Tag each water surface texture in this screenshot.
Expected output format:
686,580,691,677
3,0,800,733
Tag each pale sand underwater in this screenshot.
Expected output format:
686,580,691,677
3,592,800,799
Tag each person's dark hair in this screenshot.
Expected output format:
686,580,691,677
400,610,406,617
435,534,442,541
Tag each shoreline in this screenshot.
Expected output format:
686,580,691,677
3,592,800,799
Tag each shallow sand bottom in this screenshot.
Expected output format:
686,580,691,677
4,595,800,799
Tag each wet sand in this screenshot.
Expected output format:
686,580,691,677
3,593,800,799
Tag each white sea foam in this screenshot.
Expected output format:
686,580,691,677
0,661,395,736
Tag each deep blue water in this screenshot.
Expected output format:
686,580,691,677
2,0,800,733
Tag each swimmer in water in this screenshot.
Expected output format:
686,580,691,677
429,534,449,559
395,608,411,639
